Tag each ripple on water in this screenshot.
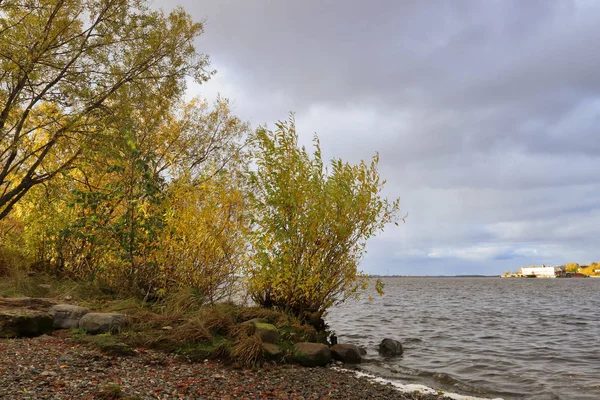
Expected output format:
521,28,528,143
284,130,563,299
326,277,600,400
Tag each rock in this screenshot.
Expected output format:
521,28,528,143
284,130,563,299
378,338,403,357
254,322,279,343
241,319,279,343
358,346,367,356
50,304,90,329
0,297,55,310
262,343,283,360
58,355,74,363
293,342,331,367
78,313,126,334
331,344,362,364
0,298,55,338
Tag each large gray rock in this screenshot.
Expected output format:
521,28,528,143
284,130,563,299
50,304,90,329
331,343,362,364
378,338,403,357
293,342,331,367
242,319,279,343
78,313,126,334
0,298,55,338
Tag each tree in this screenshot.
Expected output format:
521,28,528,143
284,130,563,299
565,262,579,273
12,96,249,295
246,116,403,325
0,0,211,219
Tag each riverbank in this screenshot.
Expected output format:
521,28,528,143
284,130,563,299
0,331,453,400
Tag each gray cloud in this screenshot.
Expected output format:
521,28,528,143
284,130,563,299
156,0,600,274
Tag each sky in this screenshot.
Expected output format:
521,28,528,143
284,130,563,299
154,0,600,276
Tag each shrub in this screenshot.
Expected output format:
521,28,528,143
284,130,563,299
246,117,403,324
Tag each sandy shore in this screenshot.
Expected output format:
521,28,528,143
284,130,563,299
0,332,454,399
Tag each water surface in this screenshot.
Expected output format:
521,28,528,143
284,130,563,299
326,277,600,399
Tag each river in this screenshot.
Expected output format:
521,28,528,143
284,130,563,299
326,277,600,400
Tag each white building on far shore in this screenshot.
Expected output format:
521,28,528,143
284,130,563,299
518,265,564,278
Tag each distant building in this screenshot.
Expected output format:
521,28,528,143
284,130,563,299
518,266,564,278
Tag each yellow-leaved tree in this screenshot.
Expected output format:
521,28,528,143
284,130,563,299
0,0,211,220
565,262,580,273
11,96,249,296
246,116,403,327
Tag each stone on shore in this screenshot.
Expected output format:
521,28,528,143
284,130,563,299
79,312,127,334
293,342,331,367
331,344,362,364
0,298,55,338
262,343,283,360
378,338,403,357
50,304,90,329
242,319,279,343
254,322,279,343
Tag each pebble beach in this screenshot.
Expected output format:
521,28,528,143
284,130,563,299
0,332,453,400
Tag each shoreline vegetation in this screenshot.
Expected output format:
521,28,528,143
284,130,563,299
501,262,600,278
0,274,455,400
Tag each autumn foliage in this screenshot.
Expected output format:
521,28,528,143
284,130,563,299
246,118,401,320
0,0,403,319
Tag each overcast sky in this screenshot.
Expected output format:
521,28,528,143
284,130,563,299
155,0,600,276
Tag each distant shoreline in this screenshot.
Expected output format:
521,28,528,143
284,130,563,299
371,275,498,278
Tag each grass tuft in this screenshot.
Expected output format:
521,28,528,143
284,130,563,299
171,316,213,344
96,383,124,400
73,333,135,356
238,306,284,324
229,322,256,340
232,334,264,367
199,306,235,335
155,287,205,315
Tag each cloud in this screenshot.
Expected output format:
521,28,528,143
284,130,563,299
155,0,600,274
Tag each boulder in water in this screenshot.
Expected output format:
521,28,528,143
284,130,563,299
378,338,403,357
331,343,362,364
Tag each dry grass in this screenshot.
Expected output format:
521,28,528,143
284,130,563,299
229,322,256,340
210,340,233,361
170,316,213,344
198,306,235,335
0,246,29,277
238,306,284,324
96,383,124,400
73,332,135,356
0,271,110,302
154,287,205,315
232,334,264,367
1,269,325,368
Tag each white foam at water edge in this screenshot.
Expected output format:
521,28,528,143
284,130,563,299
333,367,505,400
